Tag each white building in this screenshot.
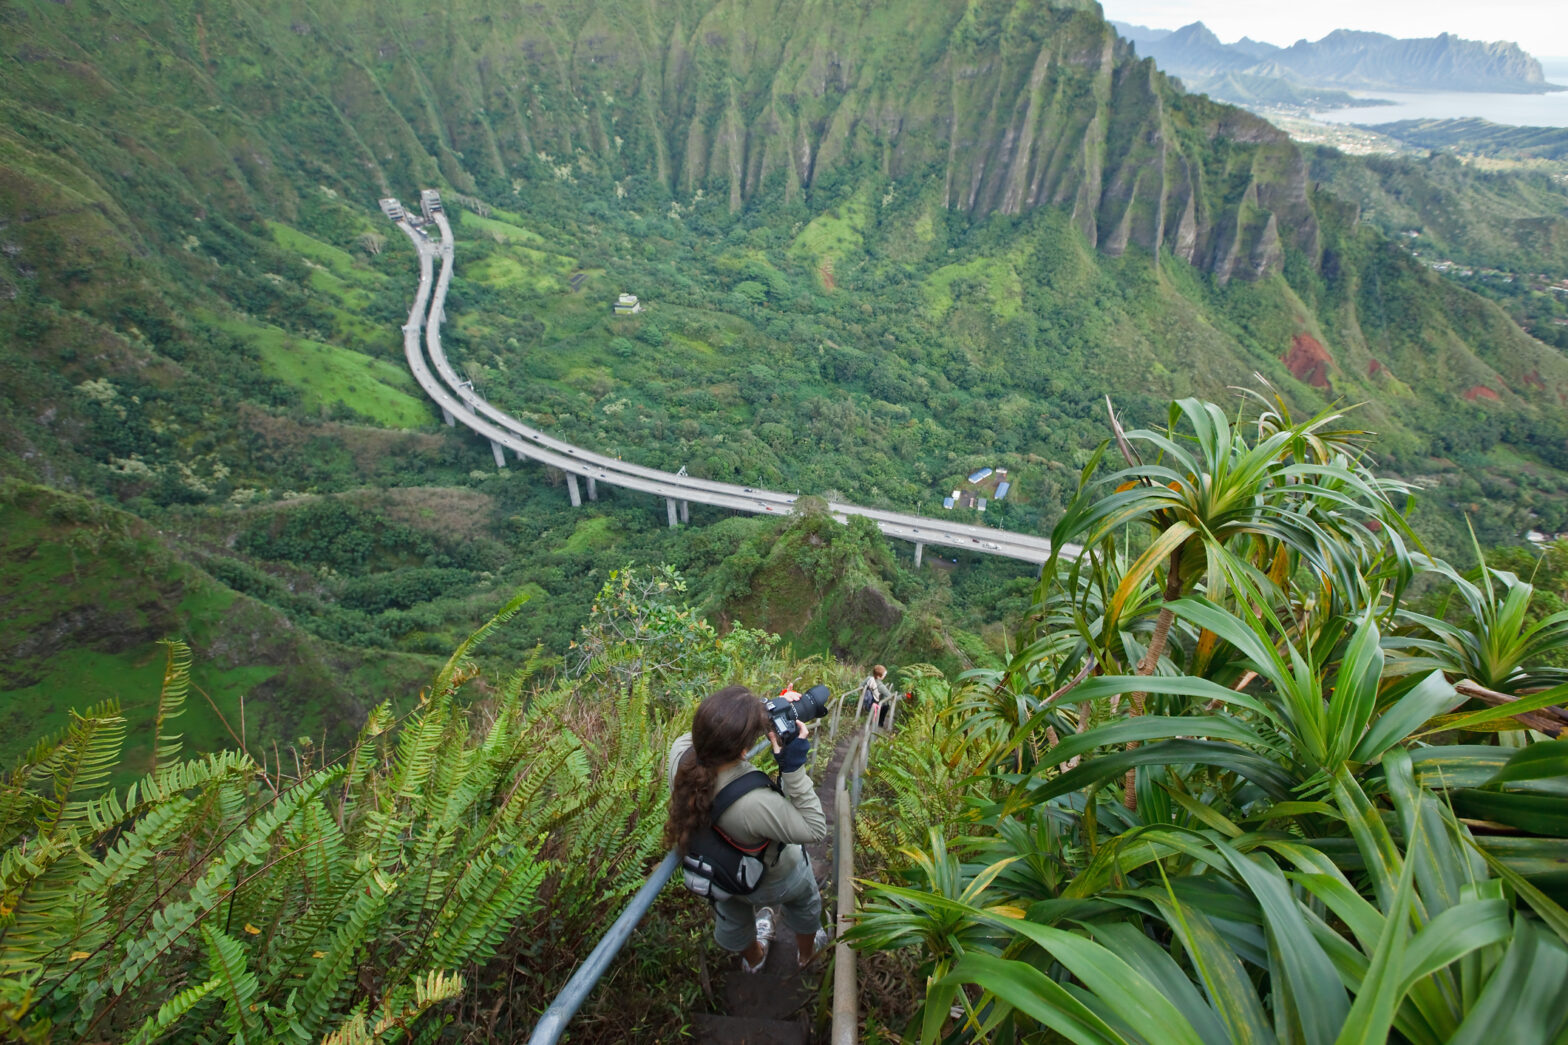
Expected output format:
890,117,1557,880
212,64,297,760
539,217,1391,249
613,293,643,315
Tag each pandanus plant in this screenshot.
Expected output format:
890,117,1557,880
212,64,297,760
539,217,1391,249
1045,396,1409,805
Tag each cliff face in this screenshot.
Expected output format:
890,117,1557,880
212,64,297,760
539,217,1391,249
0,0,1319,281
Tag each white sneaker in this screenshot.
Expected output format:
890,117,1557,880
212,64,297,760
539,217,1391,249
741,908,775,974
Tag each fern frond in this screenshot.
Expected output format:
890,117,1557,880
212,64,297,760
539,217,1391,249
0,838,81,974
421,844,545,969
152,641,191,767
111,768,341,994
429,589,533,699
124,975,219,1045
319,969,463,1045
0,729,71,849
201,924,260,1043
39,702,126,841
286,860,396,1043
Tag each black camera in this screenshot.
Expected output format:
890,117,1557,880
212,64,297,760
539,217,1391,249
763,683,831,744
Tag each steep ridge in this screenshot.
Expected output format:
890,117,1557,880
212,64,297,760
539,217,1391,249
0,0,1315,282
5,0,1568,567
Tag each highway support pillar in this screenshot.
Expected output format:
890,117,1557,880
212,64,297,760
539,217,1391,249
914,542,924,568
667,498,679,528
586,477,598,501
566,474,582,508
515,448,527,463
679,500,689,523
441,406,456,427
490,441,507,469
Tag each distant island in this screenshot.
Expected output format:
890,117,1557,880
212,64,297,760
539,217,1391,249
1113,21,1562,109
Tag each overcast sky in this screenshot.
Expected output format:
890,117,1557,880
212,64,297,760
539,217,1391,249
1098,0,1568,59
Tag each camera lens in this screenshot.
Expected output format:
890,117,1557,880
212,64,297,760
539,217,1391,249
796,684,831,722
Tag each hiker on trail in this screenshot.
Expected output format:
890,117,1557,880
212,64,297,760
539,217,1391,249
665,685,831,974
860,664,896,728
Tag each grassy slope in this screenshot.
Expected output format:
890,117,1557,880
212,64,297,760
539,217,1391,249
0,481,441,776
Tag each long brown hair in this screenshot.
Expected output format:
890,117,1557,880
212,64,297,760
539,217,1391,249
664,685,768,852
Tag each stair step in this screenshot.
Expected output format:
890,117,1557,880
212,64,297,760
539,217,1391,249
692,1013,809,1045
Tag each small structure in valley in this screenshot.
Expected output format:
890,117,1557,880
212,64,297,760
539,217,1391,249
420,189,443,220
379,198,405,222
994,480,1010,501
967,467,994,483
613,293,644,315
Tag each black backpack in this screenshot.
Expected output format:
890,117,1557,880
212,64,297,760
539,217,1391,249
680,770,777,901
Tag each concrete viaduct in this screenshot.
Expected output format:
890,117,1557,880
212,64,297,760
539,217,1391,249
383,191,1070,568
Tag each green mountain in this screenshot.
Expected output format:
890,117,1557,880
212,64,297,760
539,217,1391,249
6,0,1568,738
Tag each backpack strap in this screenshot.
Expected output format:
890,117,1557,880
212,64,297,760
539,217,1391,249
710,769,775,821
709,770,777,856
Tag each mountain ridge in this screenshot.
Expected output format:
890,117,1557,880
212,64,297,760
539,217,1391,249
1113,20,1556,95
6,0,1568,739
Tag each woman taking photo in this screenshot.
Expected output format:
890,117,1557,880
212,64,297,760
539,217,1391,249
665,684,830,973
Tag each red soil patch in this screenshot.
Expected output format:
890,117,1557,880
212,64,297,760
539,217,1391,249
1462,385,1501,402
1368,359,1385,378
1523,370,1546,391
818,258,836,292
1284,334,1333,390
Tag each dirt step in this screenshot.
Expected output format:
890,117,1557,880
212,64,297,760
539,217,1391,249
720,930,813,1020
692,1013,809,1045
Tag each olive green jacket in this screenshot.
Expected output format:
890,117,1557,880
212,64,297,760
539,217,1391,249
667,734,827,878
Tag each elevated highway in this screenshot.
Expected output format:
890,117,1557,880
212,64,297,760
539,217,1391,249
389,199,1072,567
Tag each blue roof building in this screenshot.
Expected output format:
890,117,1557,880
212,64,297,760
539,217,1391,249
943,496,955,509
967,467,993,483
995,481,1010,501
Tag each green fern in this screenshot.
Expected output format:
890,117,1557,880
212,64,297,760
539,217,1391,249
37,702,126,841
2,585,782,1041
319,969,463,1045
286,860,396,1043
124,975,219,1045
152,640,191,767
201,924,260,1043
110,768,342,994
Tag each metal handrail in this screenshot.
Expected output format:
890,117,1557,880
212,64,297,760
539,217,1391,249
527,736,767,1045
527,691,900,1045
830,690,898,1044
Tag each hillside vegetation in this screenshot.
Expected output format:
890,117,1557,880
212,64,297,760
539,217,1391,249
7,395,1568,1044
5,0,1568,766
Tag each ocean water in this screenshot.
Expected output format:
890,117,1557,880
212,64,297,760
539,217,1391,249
1309,57,1568,127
